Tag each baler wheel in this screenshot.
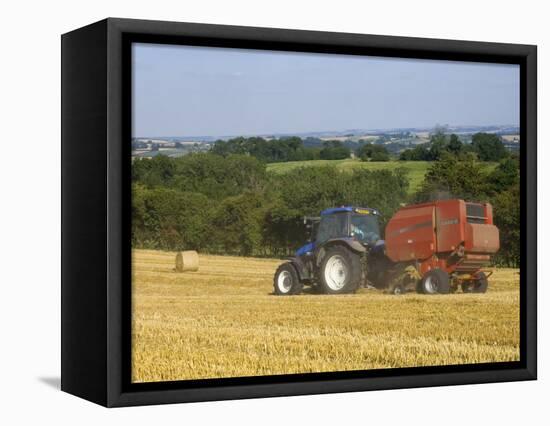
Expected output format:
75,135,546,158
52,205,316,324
418,269,450,294
386,264,419,295
461,272,489,293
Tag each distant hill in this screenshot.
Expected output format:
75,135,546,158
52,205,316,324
133,125,519,159
134,124,519,144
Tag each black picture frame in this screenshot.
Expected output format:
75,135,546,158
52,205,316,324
61,17,537,407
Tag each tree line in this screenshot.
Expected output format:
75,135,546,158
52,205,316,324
132,153,408,256
399,132,509,162
211,136,370,162
132,146,520,266
211,132,510,164
211,135,398,162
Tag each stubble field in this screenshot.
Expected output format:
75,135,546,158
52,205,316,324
132,249,520,383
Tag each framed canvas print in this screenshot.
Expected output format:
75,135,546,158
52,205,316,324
61,18,537,407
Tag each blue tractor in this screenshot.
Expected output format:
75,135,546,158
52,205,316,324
273,206,383,295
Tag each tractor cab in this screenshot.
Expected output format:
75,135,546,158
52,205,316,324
317,207,381,245
299,207,381,255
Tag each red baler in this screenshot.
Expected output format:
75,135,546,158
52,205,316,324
384,199,500,293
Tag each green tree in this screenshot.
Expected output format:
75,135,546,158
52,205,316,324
132,155,175,188
471,133,508,161
399,144,430,161
211,136,320,163
132,185,213,250
356,144,390,161
487,157,519,194
267,166,409,252
171,153,267,199
414,153,489,202
320,140,350,160
343,168,409,225
212,192,265,256
492,184,520,267
428,131,448,161
448,134,463,155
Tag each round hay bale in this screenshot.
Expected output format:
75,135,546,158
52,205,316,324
175,251,199,272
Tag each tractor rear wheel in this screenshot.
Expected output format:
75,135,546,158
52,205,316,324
319,246,362,294
461,272,489,293
273,262,303,296
418,269,450,294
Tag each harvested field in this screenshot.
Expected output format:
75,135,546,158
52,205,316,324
132,249,520,383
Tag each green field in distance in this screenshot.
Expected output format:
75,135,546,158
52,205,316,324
266,159,429,193
267,159,497,194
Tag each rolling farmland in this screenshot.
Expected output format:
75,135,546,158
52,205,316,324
132,249,520,383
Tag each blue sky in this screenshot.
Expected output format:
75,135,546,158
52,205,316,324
132,43,519,138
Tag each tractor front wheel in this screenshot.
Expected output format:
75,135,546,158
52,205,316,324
418,269,450,294
461,272,489,293
273,263,303,295
319,246,362,294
